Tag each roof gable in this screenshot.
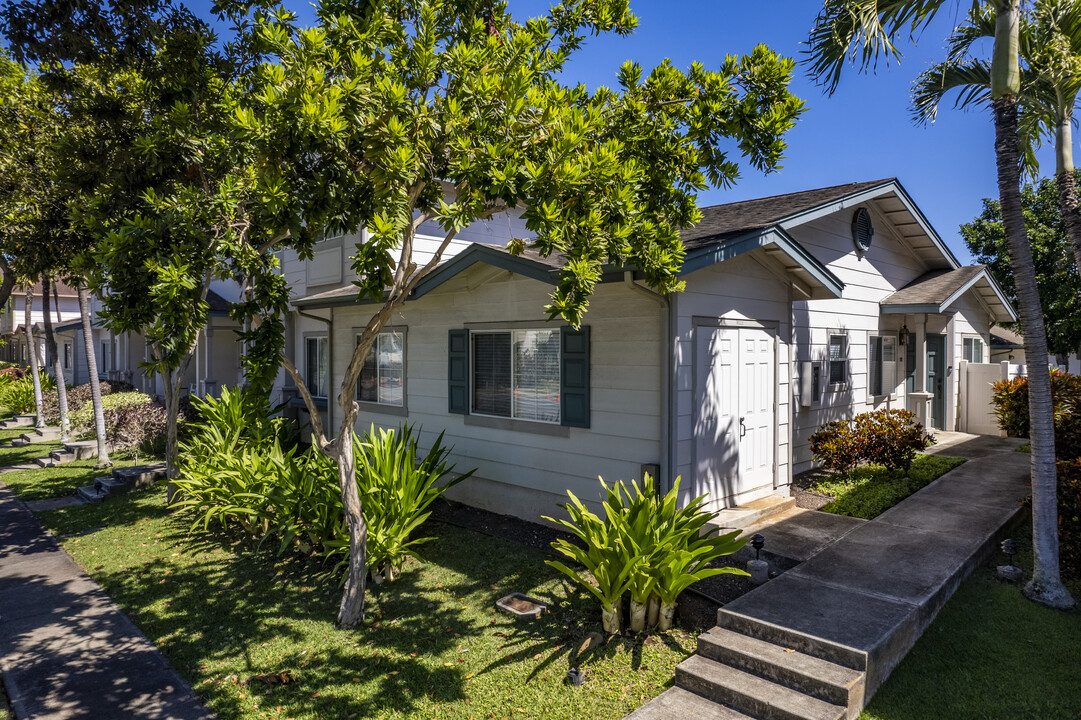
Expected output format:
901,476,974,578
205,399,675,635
880,266,1016,323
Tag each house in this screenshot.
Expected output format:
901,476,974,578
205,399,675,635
49,283,244,397
0,280,82,374
275,179,1015,518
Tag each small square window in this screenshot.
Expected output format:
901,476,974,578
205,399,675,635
963,337,984,364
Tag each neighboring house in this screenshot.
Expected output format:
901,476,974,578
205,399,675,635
276,178,1015,519
52,283,243,397
989,325,1026,365
0,280,82,374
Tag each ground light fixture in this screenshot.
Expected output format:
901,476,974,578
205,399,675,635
996,537,1022,583
747,534,768,585
565,667,583,686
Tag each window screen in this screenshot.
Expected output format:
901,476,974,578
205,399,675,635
963,337,984,363
358,331,405,406
829,335,846,385
305,336,329,398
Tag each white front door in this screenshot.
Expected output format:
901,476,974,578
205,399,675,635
694,325,776,507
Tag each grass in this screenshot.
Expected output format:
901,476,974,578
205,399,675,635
0,431,62,469
36,485,697,720
860,520,1081,720
810,454,966,520
0,456,153,501
1017,442,1031,453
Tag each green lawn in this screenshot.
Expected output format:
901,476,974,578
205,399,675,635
861,522,1081,720
0,434,62,469
37,486,697,720
810,454,966,519
0,457,152,501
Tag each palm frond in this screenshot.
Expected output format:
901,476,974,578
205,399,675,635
911,59,993,125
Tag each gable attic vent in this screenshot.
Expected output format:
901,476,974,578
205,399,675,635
852,207,874,252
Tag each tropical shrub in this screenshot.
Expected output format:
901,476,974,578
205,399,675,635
103,402,168,464
0,366,25,381
544,475,746,635
992,370,1081,460
0,371,56,414
810,409,935,474
352,424,473,581
1055,460,1081,580
70,391,152,430
41,380,130,424
173,414,474,582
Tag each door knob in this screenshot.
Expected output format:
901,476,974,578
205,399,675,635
739,417,747,439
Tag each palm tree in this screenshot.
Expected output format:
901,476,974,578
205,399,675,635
41,274,71,442
808,0,1075,609
77,281,111,468
23,284,45,428
912,1,1081,277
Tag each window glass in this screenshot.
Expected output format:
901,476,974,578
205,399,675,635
358,331,405,406
473,333,512,417
63,343,71,370
305,336,329,398
513,329,560,422
963,337,984,364
828,335,846,385
472,329,561,423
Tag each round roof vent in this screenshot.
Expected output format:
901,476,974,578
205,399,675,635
852,208,874,252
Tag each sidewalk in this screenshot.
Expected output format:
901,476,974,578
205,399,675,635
721,432,1031,702
0,479,214,720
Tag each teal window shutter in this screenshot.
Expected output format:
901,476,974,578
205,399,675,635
448,329,470,414
560,326,590,428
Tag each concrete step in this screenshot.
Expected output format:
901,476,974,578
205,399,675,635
697,627,865,710
625,686,754,719
716,609,867,672
76,485,108,503
109,463,167,494
62,440,100,460
48,449,77,464
676,655,846,720
709,495,797,533
8,438,29,447
34,456,60,469
0,415,35,428
18,428,61,444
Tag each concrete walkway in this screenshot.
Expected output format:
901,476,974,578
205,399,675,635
722,433,1031,705
630,433,1031,719
0,480,214,720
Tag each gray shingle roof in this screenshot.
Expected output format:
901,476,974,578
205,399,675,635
990,325,1024,348
880,266,986,307
682,179,895,249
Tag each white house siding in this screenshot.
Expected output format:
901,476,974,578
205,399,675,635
321,266,664,522
788,205,935,472
672,251,795,510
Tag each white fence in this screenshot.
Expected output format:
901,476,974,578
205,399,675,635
957,360,1023,436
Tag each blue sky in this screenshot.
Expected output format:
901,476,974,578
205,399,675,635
204,0,1056,264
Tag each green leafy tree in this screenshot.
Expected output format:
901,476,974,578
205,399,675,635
962,176,1081,358
808,0,1074,609
240,0,804,627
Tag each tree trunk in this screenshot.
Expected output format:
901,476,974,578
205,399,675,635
0,258,16,313
41,276,71,443
1054,115,1081,276
24,287,45,429
994,96,1075,609
77,284,111,467
334,430,368,628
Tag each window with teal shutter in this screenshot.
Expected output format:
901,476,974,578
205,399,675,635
448,329,469,414
560,326,590,428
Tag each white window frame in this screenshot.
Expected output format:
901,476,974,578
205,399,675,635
962,336,985,364
323,224,345,241
355,329,406,408
828,334,847,386
305,335,330,399
470,328,561,425
100,340,114,372
869,335,898,398
63,343,71,370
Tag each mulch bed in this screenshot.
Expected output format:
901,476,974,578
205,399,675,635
790,468,835,510
430,497,768,630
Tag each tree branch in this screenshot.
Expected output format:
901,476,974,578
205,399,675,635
281,352,331,452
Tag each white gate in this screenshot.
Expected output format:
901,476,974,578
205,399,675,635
957,360,1022,435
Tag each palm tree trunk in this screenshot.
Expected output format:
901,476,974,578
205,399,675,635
994,96,1075,609
24,287,45,429
77,283,111,467
1054,115,1081,275
41,276,71,443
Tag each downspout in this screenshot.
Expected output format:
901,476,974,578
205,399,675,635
297,308,334,434
624,271,672,495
